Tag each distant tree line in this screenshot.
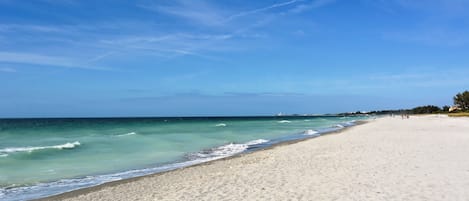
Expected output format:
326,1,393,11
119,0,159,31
339,90,469,116
353,105,447,115
406,90,469,114
410,105,446,114
363,106,446,115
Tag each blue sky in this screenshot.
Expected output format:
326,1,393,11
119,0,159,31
1,0,469,117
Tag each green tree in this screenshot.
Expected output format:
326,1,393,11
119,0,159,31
453,91,469,111
442,105,450,112
411,105,441,114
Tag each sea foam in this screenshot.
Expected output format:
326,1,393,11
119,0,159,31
116,132,137,137
0,141,81,155
303,129,319,135
336,124,345,128
189,139,269,159
335,121,356,129
1,139,270,199
215,123,227,127
0,116,368,201
246,139,269,146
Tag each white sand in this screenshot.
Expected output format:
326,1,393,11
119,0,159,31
46,115,469,201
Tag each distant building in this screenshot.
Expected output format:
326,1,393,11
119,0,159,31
449,105,461,112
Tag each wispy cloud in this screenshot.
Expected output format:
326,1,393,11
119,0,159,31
138,0,226,26
225,0,302,22
140,0,334,26
367,0,469,47
383,28,469,46
38,0,79,6
101,33,233,45
99,33,234,59
132,0,335,59
0,67,16,73
122,91,308,102
0,24,64,33
288,0,336,13
0,52,110,70
0,0,335,71
365,0,469,15
368,69,469,88
224,92,306,97
392,0,469,16
87,51,117,62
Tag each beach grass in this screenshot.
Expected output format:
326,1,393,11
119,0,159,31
448,112,469,117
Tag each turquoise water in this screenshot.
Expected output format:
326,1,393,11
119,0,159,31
0,116,368,200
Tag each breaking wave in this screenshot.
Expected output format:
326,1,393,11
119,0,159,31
303,129,319,135
0,138,271,200
188,139,269,160
0,141,81,155
335,121,356,128
116,132,137,137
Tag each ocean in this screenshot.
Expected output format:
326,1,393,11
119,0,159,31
0,115,369,200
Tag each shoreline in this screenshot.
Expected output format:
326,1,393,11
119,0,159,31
35,120,369,201
39,115,469,200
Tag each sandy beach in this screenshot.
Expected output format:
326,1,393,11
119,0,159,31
41,115,469,201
